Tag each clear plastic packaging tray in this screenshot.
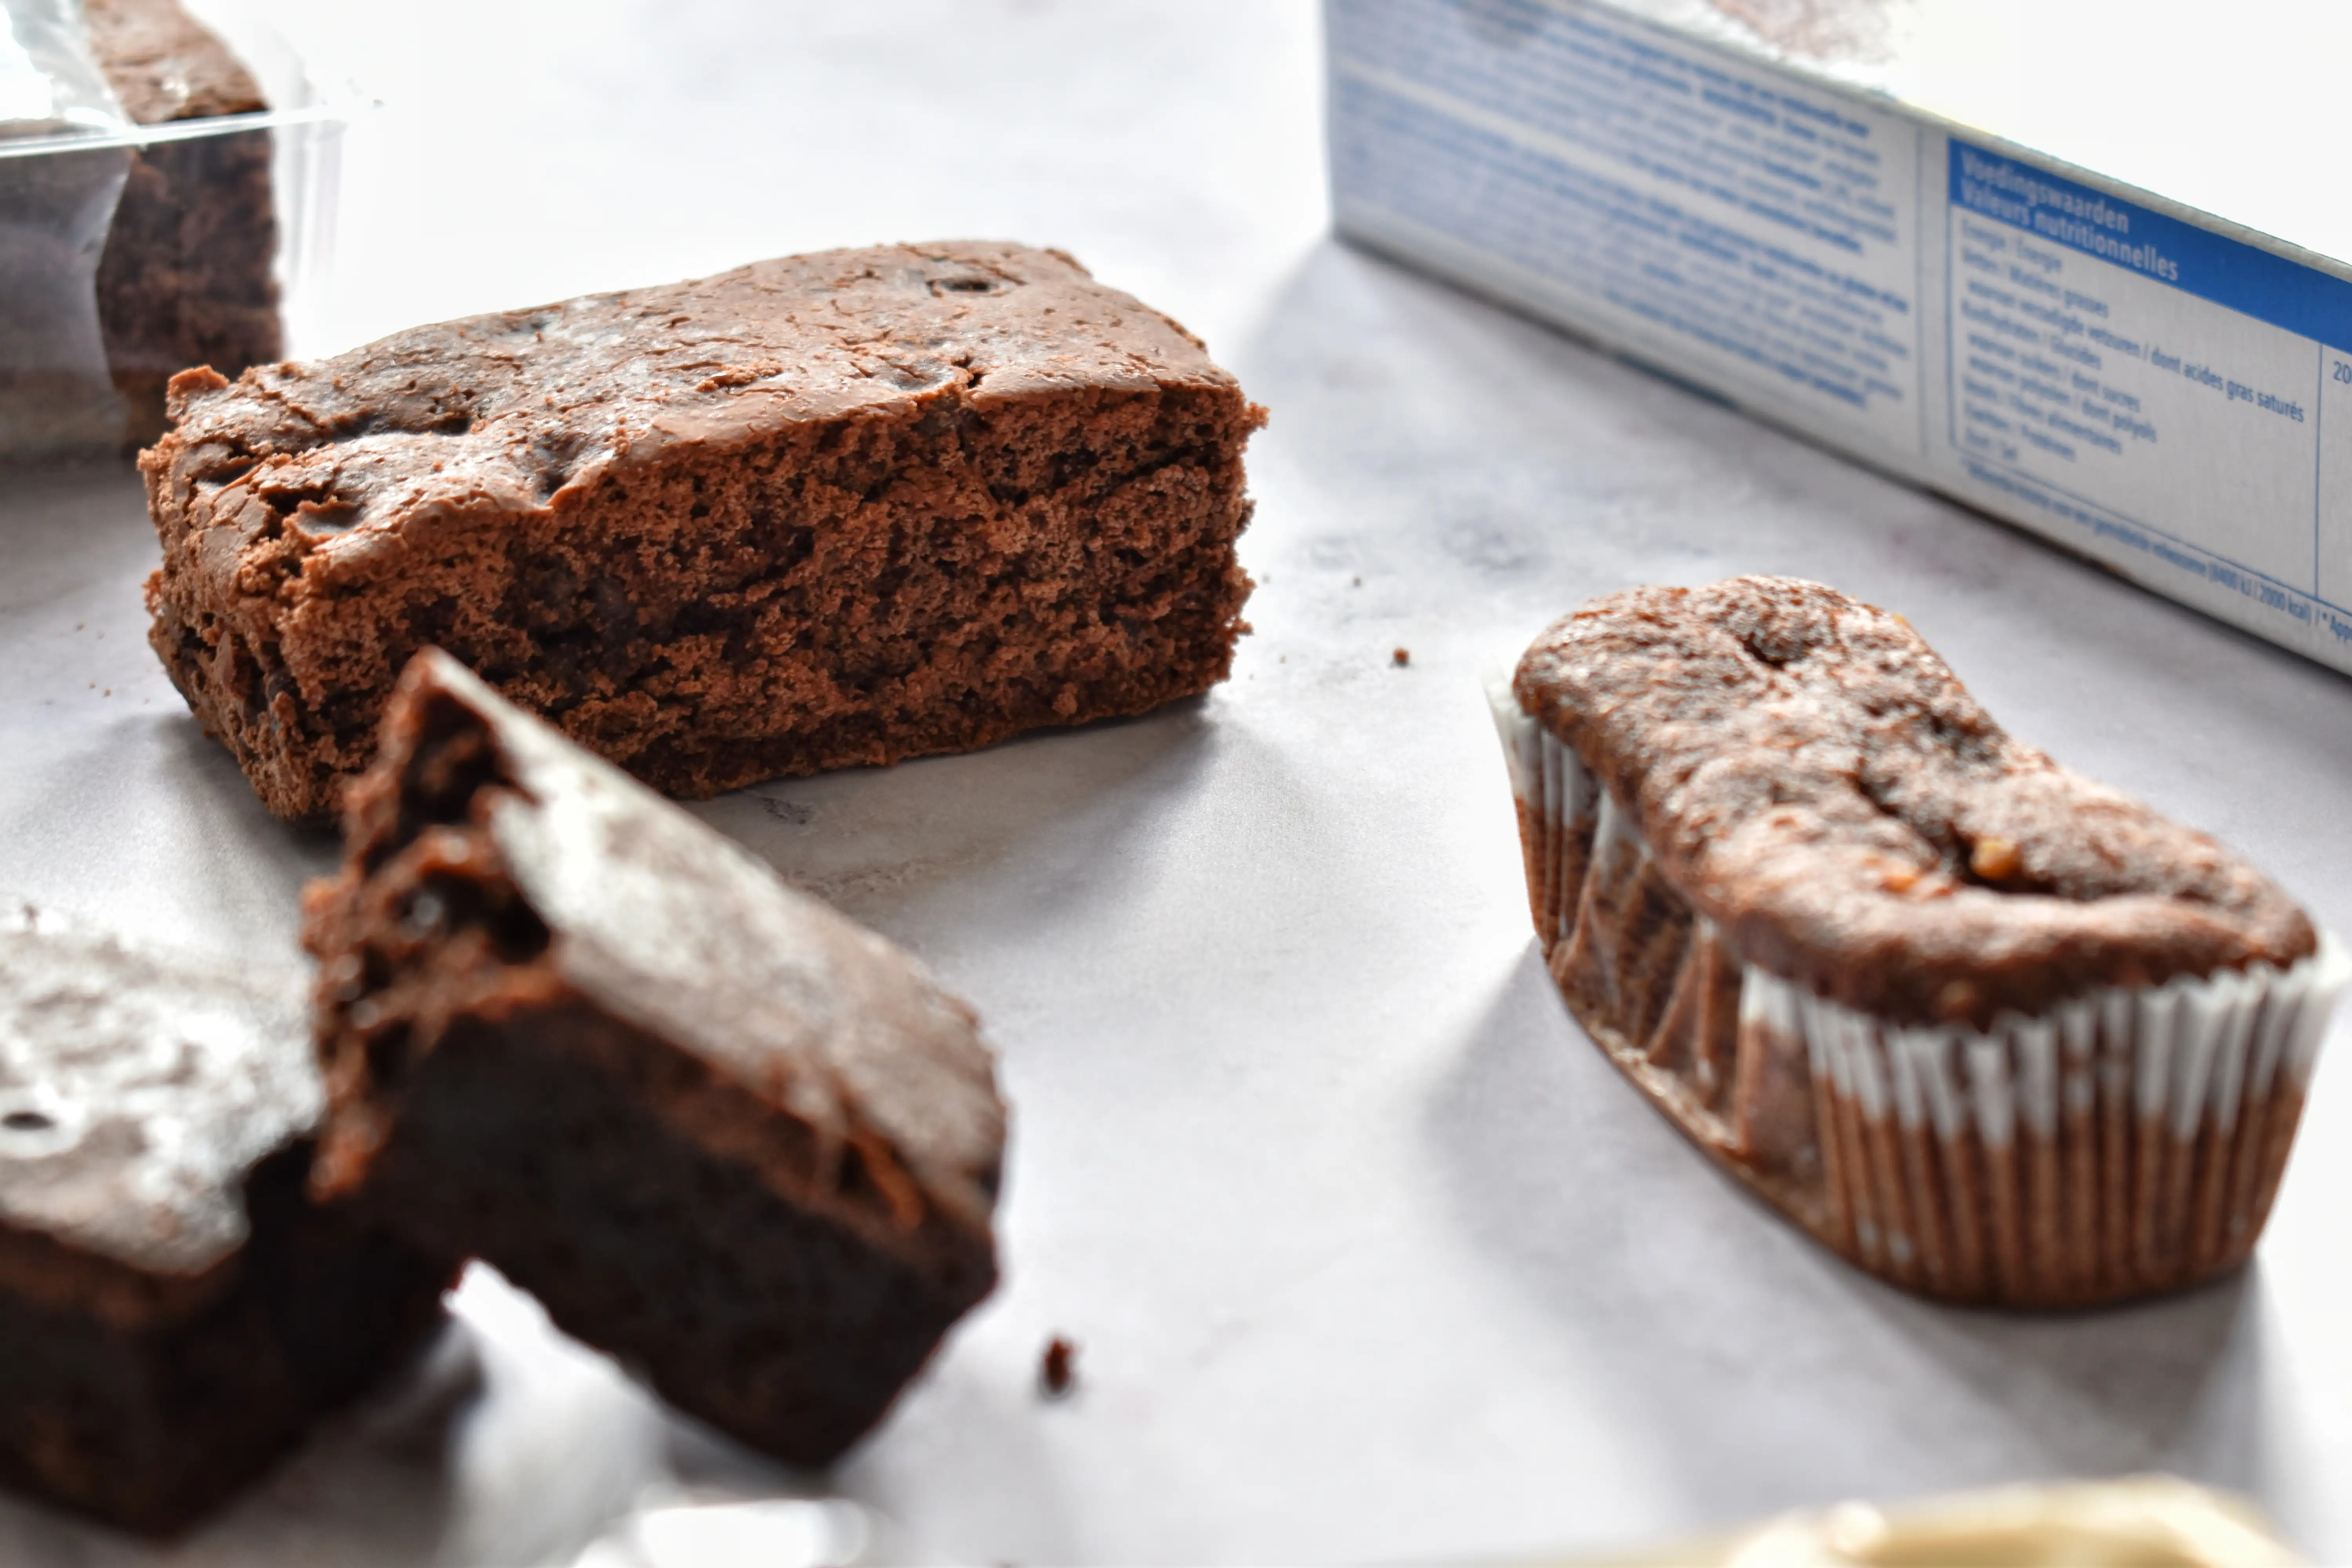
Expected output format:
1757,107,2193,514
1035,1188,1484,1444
0,0,349,466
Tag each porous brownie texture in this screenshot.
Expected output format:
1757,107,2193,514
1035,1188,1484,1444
145,241,1264,820
88,0,282,450
1514,576,2314,1029
304,650,1006,1465
0,925,450,1534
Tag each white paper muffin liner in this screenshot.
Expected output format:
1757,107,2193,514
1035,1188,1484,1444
1489,673,2348,1305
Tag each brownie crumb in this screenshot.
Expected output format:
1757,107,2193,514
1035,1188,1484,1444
1040,1336,1078,1398
1392,647,1410,667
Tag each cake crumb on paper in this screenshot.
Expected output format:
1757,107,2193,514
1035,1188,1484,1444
1040,1335,1078,1398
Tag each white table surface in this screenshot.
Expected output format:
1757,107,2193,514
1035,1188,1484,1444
6,2,2352,1563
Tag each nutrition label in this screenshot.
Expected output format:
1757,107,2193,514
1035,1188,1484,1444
1328,0,1925,449
1943,141,2352,628
1328,0,2352,662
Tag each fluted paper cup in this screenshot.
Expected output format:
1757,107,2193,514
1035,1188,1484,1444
1490,673,2346,1307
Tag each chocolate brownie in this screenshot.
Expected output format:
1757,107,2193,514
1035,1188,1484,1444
87,0,283,451
0,925,449,1534
1502,576,2332,1305
143,241,1264,820
304,649,1006,1465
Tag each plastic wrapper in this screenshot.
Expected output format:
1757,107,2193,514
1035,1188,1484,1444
0,0,347,465
1568,1475,2304,1568
0,0,129,458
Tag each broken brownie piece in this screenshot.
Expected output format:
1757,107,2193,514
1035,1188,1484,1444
87,0,283,450
0,924,449,1534
304,649,1006,1465
144,241,1264,819
1494,576,2345,1306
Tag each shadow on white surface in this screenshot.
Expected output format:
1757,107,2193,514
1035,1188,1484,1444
1425,944,2273,1535
0,466,334,964
691,696,1220,946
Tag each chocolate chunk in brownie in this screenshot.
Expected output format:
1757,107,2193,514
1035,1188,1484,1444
0,925,450,1535
86,0,282,452
143,241,1264,820
304,649,1006,1465
1514,576,2314,1029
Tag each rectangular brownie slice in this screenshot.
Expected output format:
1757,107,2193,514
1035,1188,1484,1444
145,241,1264,819
0,924,450,1535
1497,575,2341,1307
87,0,283,450
303,648,1007,1465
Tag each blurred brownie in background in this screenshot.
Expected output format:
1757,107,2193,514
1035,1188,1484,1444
0,925,450,1535
86,0,281,450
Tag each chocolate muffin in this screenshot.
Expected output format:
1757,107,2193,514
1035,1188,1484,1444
0,924,449,1534
1492,576,2345,1307
304,649,1006,1465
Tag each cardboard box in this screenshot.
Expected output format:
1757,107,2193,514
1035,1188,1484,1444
1327,0,2352,673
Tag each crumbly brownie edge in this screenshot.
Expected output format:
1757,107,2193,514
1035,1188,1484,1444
149,373,1259,820
301,667,998,1459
